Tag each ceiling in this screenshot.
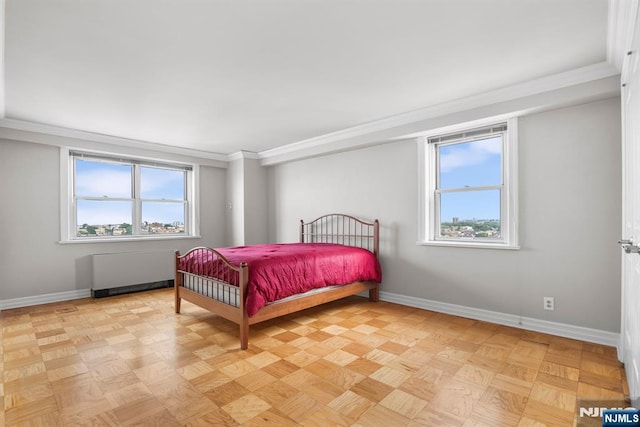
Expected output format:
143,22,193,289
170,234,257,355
3,0,613,156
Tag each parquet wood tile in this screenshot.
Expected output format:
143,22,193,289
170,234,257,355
490,373,534,398
535,372,578,393
354,403,412,427
577,381,626,400
411,406,466,426
500,362,539,383
1,288,631,426
379,388,428,418
521,399,574,426
469,400,522,427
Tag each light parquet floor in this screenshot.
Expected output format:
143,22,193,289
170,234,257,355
0,288,629,426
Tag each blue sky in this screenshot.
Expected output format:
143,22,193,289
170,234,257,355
438,136,502,222
75,160,185,225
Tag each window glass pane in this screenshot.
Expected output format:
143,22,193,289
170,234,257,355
75,160,132,198
439,190,501,239
141,202,185,234
141,167,185,200
438,136,502,189
76,200,133,237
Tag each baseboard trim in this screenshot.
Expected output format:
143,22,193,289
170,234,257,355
0,289,92,311
377,291,621,352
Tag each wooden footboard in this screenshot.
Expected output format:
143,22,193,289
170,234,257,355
175,247,250,348
175,214,380,350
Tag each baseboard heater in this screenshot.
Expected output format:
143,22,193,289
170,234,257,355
92,250,175,298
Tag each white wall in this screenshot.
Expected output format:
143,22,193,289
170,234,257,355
226,157,245,246
0,138,227,301
226,156,269,246
268,97,622,333
243,158,269,245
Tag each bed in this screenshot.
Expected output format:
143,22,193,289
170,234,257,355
174,213,381,349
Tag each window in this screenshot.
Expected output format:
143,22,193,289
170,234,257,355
419,118,518,249
62,149,199,241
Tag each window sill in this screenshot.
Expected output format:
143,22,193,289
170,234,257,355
417,240,520,250
59,235,202,244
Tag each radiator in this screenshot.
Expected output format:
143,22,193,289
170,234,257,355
91,250,175,297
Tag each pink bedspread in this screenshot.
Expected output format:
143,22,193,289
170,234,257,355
180,243,382,317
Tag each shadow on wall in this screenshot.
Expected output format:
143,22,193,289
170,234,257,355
75,255,93,291
379,221,401,259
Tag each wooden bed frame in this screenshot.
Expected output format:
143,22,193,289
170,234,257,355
174,214,380,349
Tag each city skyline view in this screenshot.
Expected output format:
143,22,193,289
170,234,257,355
75,159,187,232
438,135,502,223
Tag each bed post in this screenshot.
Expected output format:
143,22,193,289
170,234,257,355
373,219,379,257
369,284,380,303
239,262,250,350
299,219,305,243
369,220,380,303
175,250,182,313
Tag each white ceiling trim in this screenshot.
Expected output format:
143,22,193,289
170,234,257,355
258,61,620,165
227,151,260,161
607,0,639,71
0,117,229,166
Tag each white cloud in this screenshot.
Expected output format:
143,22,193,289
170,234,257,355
140,168,183,197
75,170,131,197
440,136,501,173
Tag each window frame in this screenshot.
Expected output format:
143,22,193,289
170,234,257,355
60,148,200,243
418,117,519,250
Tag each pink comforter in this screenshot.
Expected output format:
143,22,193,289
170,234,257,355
180,243,382,317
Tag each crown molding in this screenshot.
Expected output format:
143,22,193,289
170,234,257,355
259,61,620,166
227,150,260,161
0,62,620,169
607,0,639,71
0,118,229,166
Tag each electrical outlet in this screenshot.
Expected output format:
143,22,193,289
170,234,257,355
543,297,555,311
